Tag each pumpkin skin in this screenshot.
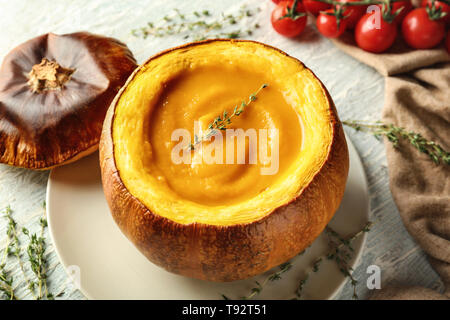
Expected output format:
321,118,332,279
100,40,349,282
0,32,137,169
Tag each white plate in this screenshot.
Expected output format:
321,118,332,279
46,135,369,300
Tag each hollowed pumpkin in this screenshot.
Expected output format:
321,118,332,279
100,40,349,282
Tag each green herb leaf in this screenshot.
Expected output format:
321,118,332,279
343,120,450,165
187,84,268,151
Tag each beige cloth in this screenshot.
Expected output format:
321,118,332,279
332,34,450,300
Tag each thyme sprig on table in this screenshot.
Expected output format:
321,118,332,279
240,262,293,300
1,206,38,300
294,222,372,300
22,207,52,300
294,257,323,299
229,222,372,300
0,268,14,300
343,120,450,165
324,223,373,299
132,6,261,41
0,206,17,300
0,204,53,300
187,84,268,151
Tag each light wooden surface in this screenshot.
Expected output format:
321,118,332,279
0,0,444,300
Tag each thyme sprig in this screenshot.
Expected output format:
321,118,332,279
22,206,52,300
188,84,268,151
228,222,371,300
0,206,17,300
343,120,450,165
294,222,372,300
241,261,293,300
0,203,53,300
0,269,14,300
2,206,37,300
132,6,261,41
324,223,372,299
295,257,323,299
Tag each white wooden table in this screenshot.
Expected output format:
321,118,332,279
0,0,443,300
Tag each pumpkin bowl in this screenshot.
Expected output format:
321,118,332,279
100,39,349,282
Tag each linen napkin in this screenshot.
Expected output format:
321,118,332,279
332,33,450,300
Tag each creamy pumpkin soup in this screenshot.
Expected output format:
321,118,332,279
112,41,334,225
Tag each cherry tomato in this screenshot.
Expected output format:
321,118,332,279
338,0,367,29
271,1,307,37
272,0,283,4
377,1,413,25
392,1,413,24
421,0,450,24
303,0,332,16
446,31,450,54
402,8,445,49
317,10,348,38
355,12,398,53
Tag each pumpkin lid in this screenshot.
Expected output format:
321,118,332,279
0,32,137,169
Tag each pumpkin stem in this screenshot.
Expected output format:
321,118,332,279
27,58,75,93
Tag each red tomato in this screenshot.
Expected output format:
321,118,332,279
338,0,367,29
377,1,413,25
421,0,450,24
271,1,307,37
355,12,398,53
392,1,413,24
402,8,445,49
303,0,332,16
317,10,348,38
375,1,412,25
272,0,283,4
446,31,450,54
